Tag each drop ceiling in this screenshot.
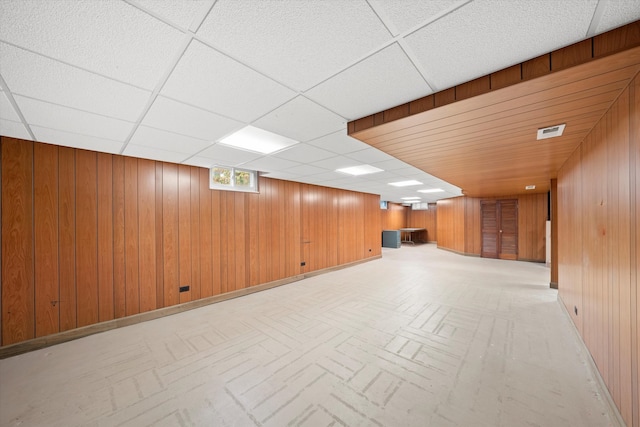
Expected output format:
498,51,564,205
0,0,638,203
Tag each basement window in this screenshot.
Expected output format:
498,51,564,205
210,166,258,193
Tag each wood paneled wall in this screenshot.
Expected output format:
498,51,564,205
0,138,381,346
437,194,547,261
557,74,640,426
381,202,406,231
406,204,437,242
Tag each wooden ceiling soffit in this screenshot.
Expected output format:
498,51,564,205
348,21,640,198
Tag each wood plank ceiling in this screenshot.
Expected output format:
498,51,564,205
349,43,640,198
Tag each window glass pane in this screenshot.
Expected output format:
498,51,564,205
234,170,251,188
212,167,231,185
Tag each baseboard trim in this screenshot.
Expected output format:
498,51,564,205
0,255,381,359
556,294,626,427
436,246,480,257
549,281,558,289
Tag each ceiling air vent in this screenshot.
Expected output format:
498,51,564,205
537,124,566,140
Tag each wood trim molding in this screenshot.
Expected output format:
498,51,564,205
348,20,640,135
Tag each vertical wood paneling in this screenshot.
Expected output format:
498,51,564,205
162,163,179,307
247,191,260,285
381,202,406,231
58,146,77,330
178,165,191,303
199,168,213,297
220,191,232,292
1,139,34,345
558,76,639,426
632,76,640,427
112,155,126,319
138,159,156,313
258,180,271,284
34,143,59,337
234,192,246,289
190,167,201,299
124,157,139,316
406,204,437,242
155,163,164,309
97,153,114,322
75,150,98,327
211,188,222,295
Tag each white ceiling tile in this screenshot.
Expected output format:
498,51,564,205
260,171,299,182
182,156,215,168
284,164,328,176
0,0,185,89
0,90,21,122
404,0,598,91
253,96,346,142
0,43,151,121
197,0,392,91
371,158,413,171
129,125,211,154
346,148,395,164
310,155,362,171
369,0,463,35
161,41,296,122
132,0,215,31
32,125,123,154
307,129,369,154
306,43,431,119
302,171,345,182
123,144,189,163
595,1,640,34
0,118,31,140
142,96,243,142
197,143,263,166
272,144,336,163
240,156,302,173
15,96,133,142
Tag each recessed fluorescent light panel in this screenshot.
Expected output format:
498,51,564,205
389,180,422,187
418,188,444,193
336,165,384,176
401,196,421,200
219,125,298,154
537,124,566,140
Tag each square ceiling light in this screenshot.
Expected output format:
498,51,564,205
418,188,444,193
389,180,422,187
219,125,298,154
336,165,384,176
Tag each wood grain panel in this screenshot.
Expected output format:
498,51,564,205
211,188,222,295
34,143,59,337
464,197,481,255
384,104,409,123
522,54,550,80
381,202,406,231
491,64,521,90
234,192,246,290
1,138,34,345
258,179,271,284
58,146,77,330
550,179,558,287
162,163,179,307
75,150,98,327
407,204,437,242
247,191,260,285
435,87,455,107
199,168,213,297
551,39,592,71
190,167,201,299
456,76,490,100
436,197,465,254
138,159,156,313
409,95,434,115
178,165,191,303
97,153,114,322
594,20,640,57
219,191,231,292
155,163,164,309
124,157,139,316
112,155,126,319
631,75,640,427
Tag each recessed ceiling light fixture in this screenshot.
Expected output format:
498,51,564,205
537,124,566,140
336,165,384,176
219,125,298,154
401,196,421,200
389,180,422,187
525,185,536,190
418,188,444,193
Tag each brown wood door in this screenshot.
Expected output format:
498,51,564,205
481,199,518,260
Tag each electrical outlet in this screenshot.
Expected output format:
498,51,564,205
574,306,578,315
180,285,190,293
301,261,306,266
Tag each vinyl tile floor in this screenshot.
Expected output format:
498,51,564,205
0,244,620,426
